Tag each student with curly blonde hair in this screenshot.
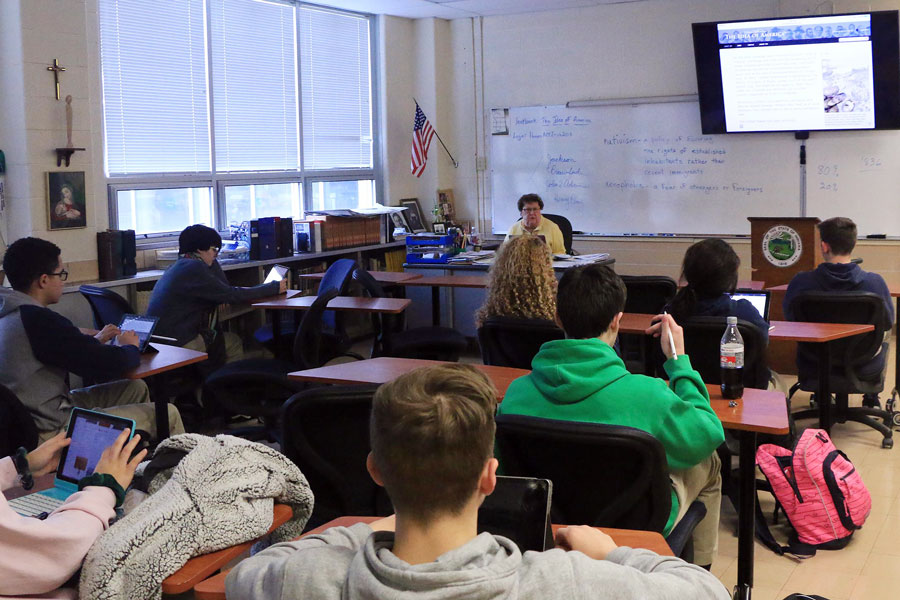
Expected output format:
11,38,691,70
475,235,556,327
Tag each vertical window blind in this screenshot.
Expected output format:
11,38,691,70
99,0,210,174
299,6,373,170
210,0,300,172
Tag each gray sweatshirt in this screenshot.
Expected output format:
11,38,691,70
225,523,731,600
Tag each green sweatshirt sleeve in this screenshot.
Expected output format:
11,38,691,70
657,355,725,470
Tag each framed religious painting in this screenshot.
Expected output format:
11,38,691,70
47,171,86,230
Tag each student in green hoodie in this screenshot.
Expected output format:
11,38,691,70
499,264,725,567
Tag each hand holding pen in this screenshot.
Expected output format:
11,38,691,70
645,313,685,360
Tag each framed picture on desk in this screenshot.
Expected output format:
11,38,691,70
400,198,427,233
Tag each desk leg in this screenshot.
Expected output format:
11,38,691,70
818,343,832,432
432,287,440,327
271,310,283,360
734,429,756,600
150,378,171,442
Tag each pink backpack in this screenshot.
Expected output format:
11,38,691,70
755,429,871,558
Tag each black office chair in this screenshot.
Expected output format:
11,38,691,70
542,213,574,255
353,268,468,361
0,383,39,458
495,413,707,560
680,316,771,391
204,289,361,441
478,316,565,369
787,291,894,448
254,259,358,355
619,275,678,374
79,285,134,329
280,384,391,530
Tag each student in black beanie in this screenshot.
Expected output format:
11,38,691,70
146,224,285,365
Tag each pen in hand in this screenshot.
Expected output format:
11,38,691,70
663,311,678,360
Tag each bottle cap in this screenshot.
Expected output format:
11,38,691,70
726,316,737,324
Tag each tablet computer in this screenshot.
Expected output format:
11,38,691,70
118,314,159,353
265,264,289,284
7,408,135,517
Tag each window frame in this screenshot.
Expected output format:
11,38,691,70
101,0,381,244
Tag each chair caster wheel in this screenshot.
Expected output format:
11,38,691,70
882,437,893,449
893,412,900,428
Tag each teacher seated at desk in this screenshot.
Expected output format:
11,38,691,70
505,193,567,255
146,224,286,368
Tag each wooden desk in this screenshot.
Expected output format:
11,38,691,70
193,516,672,599
128,343,207,440
299,270,423,284
677,280,763,291
77,331,208,441
289,357,528,399
252,295,411,313
397,275,489,326
162,504,293,595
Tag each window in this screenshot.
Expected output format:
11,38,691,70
99,0,376,237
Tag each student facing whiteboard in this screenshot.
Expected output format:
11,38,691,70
504,194,567,255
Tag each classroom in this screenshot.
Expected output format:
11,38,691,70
2,1,900,599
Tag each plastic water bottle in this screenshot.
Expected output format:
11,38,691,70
471,226,481,252
720,316,744,400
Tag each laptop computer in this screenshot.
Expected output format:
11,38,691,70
118,314,160,353
7,408,135,517
729,289,771,322
477,476,554,552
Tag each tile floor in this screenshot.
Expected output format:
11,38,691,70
712,365,900,600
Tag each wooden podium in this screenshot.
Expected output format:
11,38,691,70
749,217,823,374
749,217,822,288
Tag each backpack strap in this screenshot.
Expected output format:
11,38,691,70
754,487,817,558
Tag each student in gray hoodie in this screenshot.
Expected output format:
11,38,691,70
0,237,183,440
225,364,730,600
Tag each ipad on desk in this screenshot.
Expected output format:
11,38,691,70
7,409,135,517
478,476,553,552
264,264,289,284
118,314,160,353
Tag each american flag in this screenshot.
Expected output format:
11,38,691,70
411,103,435,177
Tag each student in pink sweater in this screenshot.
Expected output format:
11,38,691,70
0,429,146,598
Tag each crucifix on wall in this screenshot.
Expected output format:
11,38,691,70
47,58,67,100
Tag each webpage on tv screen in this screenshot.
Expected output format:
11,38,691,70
717,20,874,132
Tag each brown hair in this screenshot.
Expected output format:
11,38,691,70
370,364,498,522
475,235,557,327
517,193,544,212
818,217,857,256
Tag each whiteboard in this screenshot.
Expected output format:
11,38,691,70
490,103,800,235
806,130,900,237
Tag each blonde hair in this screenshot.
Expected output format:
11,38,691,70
370,364,498,522
475,235,556,327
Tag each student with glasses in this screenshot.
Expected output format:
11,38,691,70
0,237,185,441
146,224,285,367
504,193,567,255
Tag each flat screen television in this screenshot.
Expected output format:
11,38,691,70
692,11,900,134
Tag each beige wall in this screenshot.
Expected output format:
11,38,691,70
3,0,900,291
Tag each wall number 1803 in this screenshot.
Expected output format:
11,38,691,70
819,181,838,192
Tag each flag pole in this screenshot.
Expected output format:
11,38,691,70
414,98,459,169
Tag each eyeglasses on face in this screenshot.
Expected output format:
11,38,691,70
210,247,221,254
521,207,541,214
46,269,68,281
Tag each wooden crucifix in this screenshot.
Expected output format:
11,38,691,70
47,59,67,100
